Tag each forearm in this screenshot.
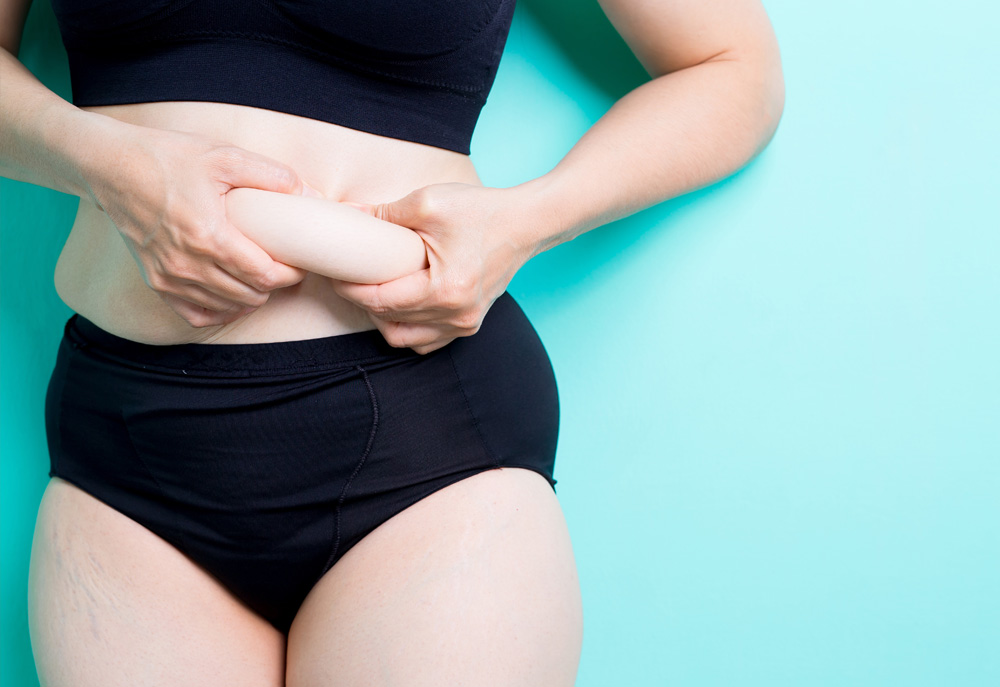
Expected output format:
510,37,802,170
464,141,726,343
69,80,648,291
225,188,428,284
0,47,116,200
517,56,785,255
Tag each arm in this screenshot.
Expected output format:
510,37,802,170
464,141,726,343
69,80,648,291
332,0,785,353
225,189,427,284
522,0,785,251
0,3,307,327
0,21,97,199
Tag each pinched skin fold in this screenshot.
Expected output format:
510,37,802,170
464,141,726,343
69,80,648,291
225,188,428,285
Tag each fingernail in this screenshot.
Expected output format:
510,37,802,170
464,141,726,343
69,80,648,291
301,183,323,198
343,201,373,213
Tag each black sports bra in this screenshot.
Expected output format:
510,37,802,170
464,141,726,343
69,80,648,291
51,0,518,154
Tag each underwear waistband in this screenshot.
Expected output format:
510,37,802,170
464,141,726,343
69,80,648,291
65,313,416,376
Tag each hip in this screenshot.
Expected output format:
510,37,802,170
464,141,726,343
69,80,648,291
45,290,560,485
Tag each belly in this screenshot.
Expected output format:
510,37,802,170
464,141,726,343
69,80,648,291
53,101,482,345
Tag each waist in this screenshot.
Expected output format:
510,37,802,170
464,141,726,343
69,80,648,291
54,101,482,346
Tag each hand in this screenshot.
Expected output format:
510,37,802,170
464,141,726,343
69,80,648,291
331,182,546,355
83,123,313,327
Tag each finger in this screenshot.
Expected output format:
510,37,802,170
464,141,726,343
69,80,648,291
331,269,434,321
216,147,302,195
329,280,379,308
374,320,458,351
252,260,307,288
165,278,259,313
158,292,248,328
412,340,455,356
212,224,309,292
149,256,270,310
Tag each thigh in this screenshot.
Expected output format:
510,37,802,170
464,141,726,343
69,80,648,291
28,478,286,687
286,467,583,687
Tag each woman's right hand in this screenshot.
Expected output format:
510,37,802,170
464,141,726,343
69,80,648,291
82,121,311,328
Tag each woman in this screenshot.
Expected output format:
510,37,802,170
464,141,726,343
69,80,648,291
1,0,783,683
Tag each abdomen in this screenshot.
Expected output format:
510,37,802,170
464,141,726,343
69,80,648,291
54,101,481,345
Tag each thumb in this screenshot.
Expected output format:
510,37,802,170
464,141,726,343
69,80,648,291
372,189,423,228
371,188,432,227
222,148,302,195
343,186,433,227
341,199,408,225
266,261,308,289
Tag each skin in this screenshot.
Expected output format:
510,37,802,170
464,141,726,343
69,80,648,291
223,189,428,285
2,0,784,683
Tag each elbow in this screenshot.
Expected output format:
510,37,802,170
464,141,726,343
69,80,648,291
765,56,786,134
736,50,786,161
757,67,785,155
698,45,784,166
753,36,786,155
713,39,785,159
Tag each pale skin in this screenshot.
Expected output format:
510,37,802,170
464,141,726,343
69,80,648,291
2,0,784,684
223,189,429,284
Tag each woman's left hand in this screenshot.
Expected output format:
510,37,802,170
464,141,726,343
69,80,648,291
331,182,551,355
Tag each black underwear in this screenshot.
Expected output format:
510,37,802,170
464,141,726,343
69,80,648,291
45,291,558,633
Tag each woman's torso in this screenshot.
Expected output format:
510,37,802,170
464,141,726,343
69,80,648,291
54,101,482,345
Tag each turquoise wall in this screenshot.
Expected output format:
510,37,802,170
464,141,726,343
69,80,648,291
3,1,998,684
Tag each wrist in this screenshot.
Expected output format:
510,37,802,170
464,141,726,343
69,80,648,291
506,173,587,260
44,107,135,204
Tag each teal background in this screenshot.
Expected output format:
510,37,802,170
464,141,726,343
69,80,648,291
3,1,998,684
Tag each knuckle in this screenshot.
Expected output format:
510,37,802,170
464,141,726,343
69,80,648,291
436,280,470,311
185,311,213,328
172,267,199,285
412,188,441,221
162,254,201,284
251,269,279,291
454,309,482,331
155,250,180,276
270,165,297,189
182,231,216,257
371,305,394,320
437,294,461,312
453,274,476,297
170,220,216,259
210,145,243,167
367,296,394,318
384,331,408,348
212,146,297,190
146,269,169,291
242,290,269,308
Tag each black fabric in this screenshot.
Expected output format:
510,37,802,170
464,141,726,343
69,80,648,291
45,292,558,633
50,0,518,154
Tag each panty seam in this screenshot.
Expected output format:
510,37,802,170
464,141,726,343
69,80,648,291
119,410,195,558
447,348,502,470
323,364,380,573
